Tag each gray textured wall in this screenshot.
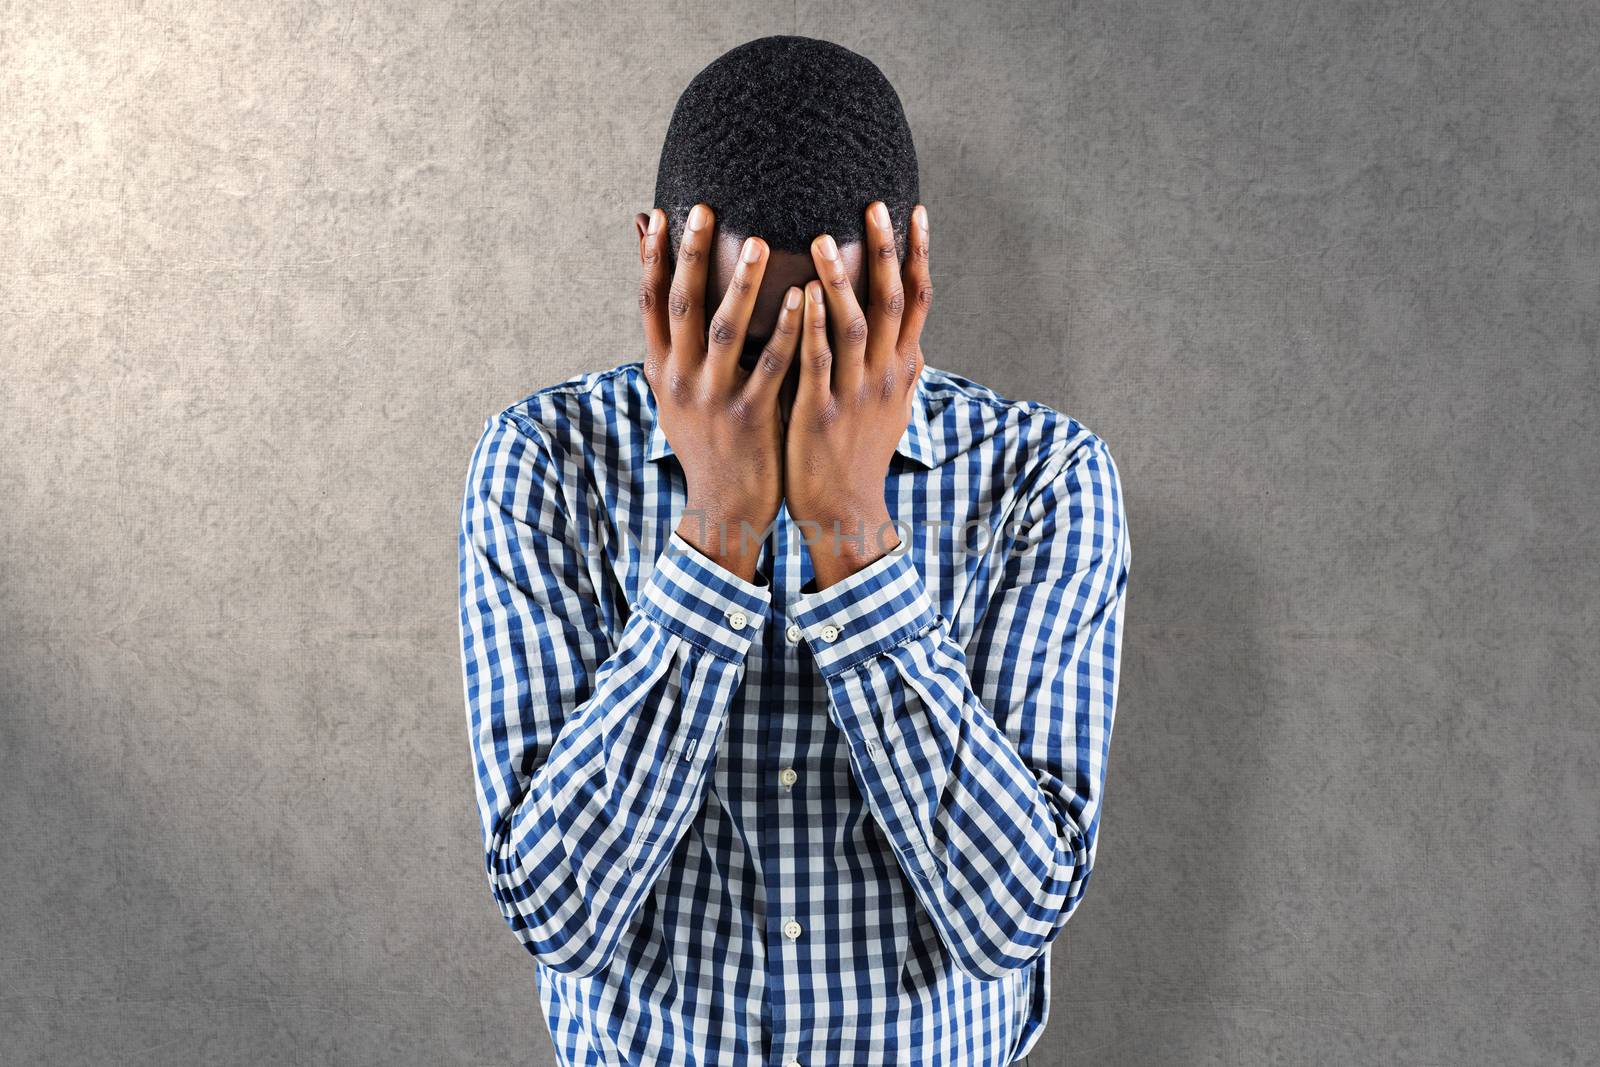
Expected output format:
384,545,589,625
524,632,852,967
3,1,1596,1064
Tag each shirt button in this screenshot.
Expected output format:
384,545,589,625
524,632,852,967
819,624,840,643
782,919,803,941
779,767,798,788
726,610,748,631
784,623,802,643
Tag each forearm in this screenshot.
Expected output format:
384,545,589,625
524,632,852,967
819,625,1088,976
790,545,1118,979
466,529,770,977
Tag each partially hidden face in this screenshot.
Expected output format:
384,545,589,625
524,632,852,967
705,233,868,372
632,211,877,406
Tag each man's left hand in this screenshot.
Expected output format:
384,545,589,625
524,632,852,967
784,200,932,590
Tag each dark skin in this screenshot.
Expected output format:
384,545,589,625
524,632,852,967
634,199,932,588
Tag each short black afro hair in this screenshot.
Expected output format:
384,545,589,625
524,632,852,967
653,35,920,264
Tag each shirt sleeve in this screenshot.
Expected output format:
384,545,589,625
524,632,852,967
457,413,770,978
788,434,1131,980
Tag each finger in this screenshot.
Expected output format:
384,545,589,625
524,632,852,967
898,204,933,361
638,209,672,381
811,231,867,396
797,280,833,409
706,235,767,389
668,202,714,366
738,285,803,411
864,201,906,377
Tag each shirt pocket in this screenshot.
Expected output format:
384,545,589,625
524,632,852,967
848,712,942,881
879,662,965,872
626,734,697,875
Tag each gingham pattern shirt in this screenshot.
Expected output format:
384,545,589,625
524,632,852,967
458,360,1131,1067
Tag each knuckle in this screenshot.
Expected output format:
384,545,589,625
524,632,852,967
827,271,853,293
666,368,694,399
727,396,756,426
914,281,935,310
843,315,869,345
667,285,694,320
638,281,658,314
808,345,833,372
875,240,899,261
901,348,924,383
708,314,738,347
878,368,900,402
758,344,789,378
883,288,905,317
726,271,755,298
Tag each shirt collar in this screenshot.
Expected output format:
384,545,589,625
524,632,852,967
644,366,938,469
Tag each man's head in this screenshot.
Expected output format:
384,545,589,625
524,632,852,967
634,35,920,367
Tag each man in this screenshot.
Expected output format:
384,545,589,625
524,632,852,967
457,35,1131,1067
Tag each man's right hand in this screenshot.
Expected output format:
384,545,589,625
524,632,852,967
637,202,802,582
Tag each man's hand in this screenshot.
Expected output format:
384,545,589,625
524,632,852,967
639,202,804,582
785,201,932,589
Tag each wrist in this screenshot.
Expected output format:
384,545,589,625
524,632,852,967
676,508,766,582
794,505,900,589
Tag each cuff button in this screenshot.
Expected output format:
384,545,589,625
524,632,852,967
819,623,840,643
726,610,749,631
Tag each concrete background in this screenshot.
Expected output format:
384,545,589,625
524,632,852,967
3,1,1596,1064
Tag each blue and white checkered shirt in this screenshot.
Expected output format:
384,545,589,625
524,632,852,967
458,360,1131,1067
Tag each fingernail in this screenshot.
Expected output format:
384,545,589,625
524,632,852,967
872,202,890,227
688,204,709,231
647,210,661,235
741,237,761,263
917,206,928,235
785,287,801,309
818,234,838,261
809,283,825,303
